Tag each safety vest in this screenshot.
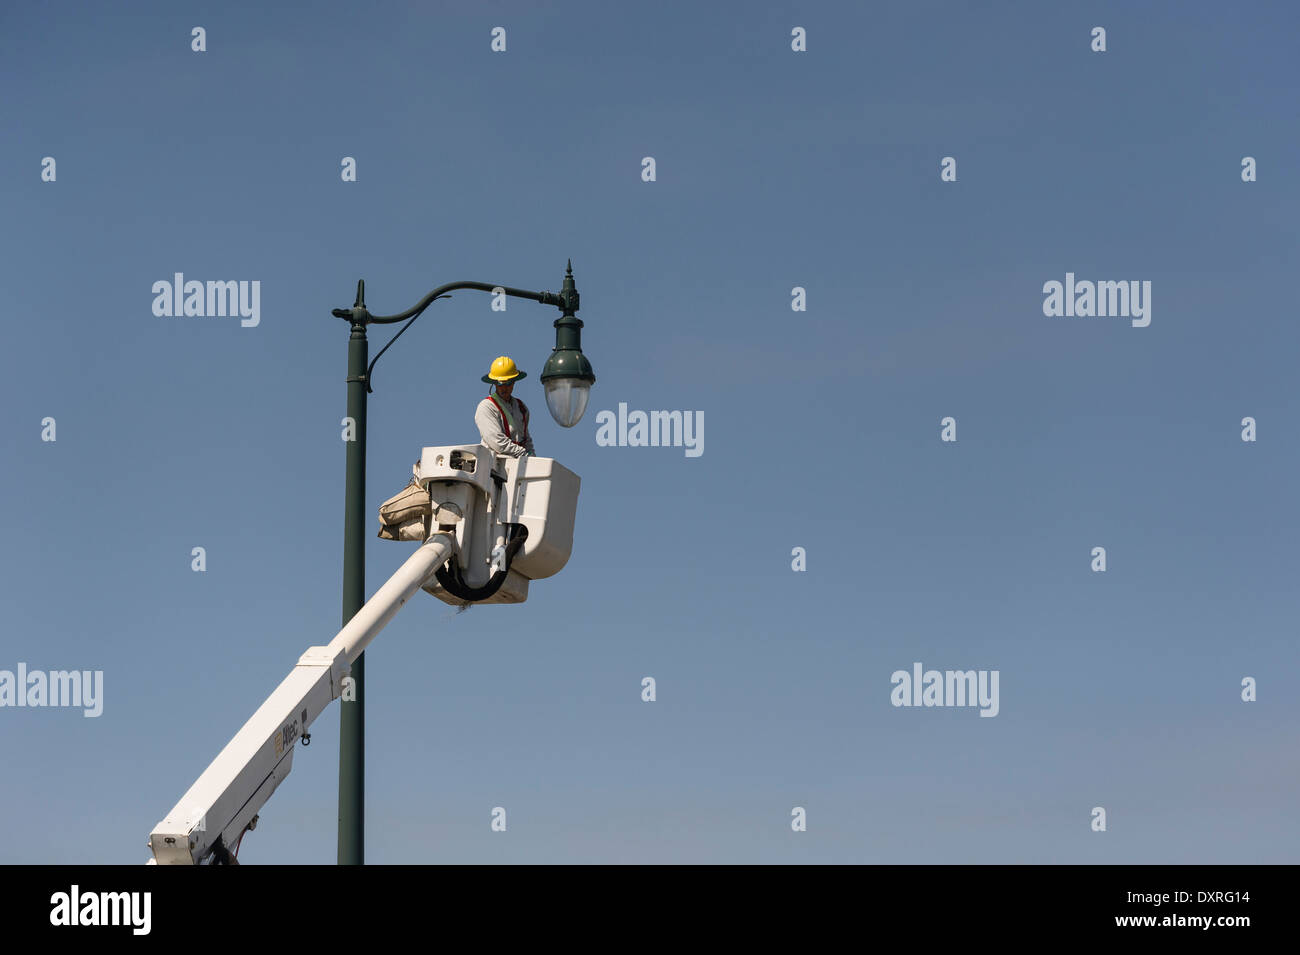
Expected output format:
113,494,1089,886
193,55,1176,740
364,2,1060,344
487,392,529,442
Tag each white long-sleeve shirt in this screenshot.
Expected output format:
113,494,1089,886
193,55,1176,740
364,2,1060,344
475,393,535,458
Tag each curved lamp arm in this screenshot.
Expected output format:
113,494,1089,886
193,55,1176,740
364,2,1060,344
331,279,564,393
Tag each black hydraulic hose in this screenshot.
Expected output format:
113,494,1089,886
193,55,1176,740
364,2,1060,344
434,523,529,602
209,834,239,865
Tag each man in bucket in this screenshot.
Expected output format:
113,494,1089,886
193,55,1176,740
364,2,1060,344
475,355,535,459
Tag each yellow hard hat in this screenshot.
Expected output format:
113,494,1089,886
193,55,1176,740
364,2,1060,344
482,355,526,384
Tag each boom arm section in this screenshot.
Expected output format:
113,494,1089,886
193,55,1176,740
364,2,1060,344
147,533,456,865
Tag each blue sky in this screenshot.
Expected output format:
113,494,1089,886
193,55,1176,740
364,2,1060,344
1,0,1297,863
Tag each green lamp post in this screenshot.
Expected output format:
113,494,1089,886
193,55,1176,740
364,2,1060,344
330,261,594,865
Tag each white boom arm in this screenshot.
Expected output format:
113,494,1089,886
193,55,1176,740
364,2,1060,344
147,533,456,865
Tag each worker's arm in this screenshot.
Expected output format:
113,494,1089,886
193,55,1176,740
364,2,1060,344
522,405,535,456
475,399,528,458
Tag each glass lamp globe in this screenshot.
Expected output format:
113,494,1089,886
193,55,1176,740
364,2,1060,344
540,345,595,428
544,377,591,428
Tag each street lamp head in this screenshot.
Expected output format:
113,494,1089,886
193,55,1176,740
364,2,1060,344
541,348,594,427
540,261,595,428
